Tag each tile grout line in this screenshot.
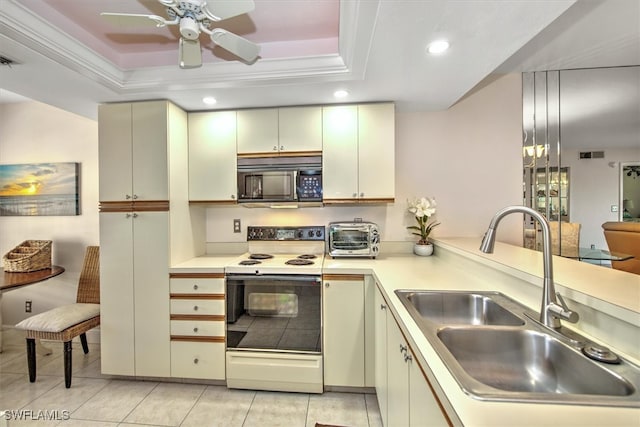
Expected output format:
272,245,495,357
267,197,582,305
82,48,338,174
241,389,258,427
177,382,208,426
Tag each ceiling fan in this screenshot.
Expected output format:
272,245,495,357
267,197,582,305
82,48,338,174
101,0,260,69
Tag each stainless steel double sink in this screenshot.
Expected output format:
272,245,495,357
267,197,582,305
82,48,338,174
395,290,640,407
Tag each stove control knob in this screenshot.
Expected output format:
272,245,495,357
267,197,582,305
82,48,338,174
308,230,314,238
297,230,304,238
315,229,322,238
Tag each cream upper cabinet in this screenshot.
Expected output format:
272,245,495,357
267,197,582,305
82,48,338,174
237,106,322,155
98,101,169,202
358,103,395,200
188,111,237,202
323,103,395,203
278,106,322,153
322,105,359,200
237,108,279,155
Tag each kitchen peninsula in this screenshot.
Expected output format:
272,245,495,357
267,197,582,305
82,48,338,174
170,237,640,426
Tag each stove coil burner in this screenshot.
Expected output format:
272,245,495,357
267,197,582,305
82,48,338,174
239,260,261,266
249,253,274,260
297,254,317,260
286,258,314,266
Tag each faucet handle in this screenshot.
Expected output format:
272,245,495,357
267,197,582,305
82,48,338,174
551,293,580,323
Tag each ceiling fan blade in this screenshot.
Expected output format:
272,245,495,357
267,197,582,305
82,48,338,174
210,29,260,62
179,38,202,69
101,12,167,28
202,0,255,21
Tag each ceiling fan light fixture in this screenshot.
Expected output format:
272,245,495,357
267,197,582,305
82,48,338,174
427,39,450,55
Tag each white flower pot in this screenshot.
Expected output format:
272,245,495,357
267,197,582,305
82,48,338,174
413,243,434,256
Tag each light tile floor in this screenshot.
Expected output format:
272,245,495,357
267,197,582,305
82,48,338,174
0,328,383,427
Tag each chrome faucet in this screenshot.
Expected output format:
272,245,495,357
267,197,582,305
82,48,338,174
480,206,579,330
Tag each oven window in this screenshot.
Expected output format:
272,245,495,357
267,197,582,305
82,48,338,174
332,229,368,250
226,277,321,353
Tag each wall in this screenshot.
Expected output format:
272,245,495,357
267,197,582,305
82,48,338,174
204,73,524,247
564,147,640,248
0,101,99,324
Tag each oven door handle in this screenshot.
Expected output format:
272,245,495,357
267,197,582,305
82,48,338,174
226,274,321,283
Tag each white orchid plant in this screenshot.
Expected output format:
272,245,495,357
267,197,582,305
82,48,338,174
407,197,440,245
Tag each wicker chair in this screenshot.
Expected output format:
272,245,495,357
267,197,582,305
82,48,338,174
15,246,100,388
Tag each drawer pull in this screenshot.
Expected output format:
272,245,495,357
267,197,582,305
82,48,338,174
193,358,199,364
400,344,407,354
193,327,199,333
193,284,198,290
193,305,199,311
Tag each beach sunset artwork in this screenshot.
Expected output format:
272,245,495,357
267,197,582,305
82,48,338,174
0,163,79,216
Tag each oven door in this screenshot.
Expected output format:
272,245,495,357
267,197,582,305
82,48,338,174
330,226,371,254
226,274,321,354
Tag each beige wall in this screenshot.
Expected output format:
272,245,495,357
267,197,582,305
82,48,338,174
0,72,523,324
0,101,99,324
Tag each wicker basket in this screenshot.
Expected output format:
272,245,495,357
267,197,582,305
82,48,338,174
3,240,52,272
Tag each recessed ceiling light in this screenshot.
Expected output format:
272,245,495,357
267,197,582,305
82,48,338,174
202,96,217,105
333,90,349,99
427,40,450,55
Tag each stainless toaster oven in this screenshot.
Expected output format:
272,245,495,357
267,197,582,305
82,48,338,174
329,222,379,258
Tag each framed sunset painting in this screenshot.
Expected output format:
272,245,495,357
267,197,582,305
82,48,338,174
0,162,80,216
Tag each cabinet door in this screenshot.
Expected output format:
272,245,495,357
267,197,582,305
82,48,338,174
98,103,133,202
364,276,376,387
279,106,322,153
322,105,359,200
237,108,279,155
188,111,238,201
409,356,449,427
386,314,409,427
99,212,135,375
132,101,169,200
358,103,395,200
133,211,170,377
374,285,389,427
323,277,365,387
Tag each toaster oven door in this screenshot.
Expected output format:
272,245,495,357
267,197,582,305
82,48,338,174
330,227,370,251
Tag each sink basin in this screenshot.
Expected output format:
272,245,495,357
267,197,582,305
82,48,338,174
394,289,640,406
437,328,635,397
397,290,524,326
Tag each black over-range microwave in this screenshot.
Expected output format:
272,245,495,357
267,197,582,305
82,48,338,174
237,155,322,205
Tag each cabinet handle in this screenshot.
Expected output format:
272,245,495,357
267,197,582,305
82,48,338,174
280,145,284,151
193,305,199,311
231,194,236,199
193,358,199,364
126,194,132,200
352,193,358,198
132,194,138,200
325,282,330,288
400,344,407,354
404,353,413,363
273,145,278,151
193,327,199,333
360,192,364,197
193,284,198,290
380,304,387,310
125,213,138,219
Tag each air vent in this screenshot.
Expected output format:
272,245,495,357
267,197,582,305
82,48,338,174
579,151,605,159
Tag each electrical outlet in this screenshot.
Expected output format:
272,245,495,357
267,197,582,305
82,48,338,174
233,219,241,233
611,205,619,213
25,300,32,313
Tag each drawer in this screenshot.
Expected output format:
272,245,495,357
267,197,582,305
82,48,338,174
171,341,225,380
170,277,224,294
170,299,225,316
171,320,225,337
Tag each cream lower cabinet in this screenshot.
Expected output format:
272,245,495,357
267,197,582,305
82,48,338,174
323,275,375,387
169,274,226,380
376,285,449,427
100,211,170,377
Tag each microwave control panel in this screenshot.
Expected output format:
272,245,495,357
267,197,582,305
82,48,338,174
297,174,322,200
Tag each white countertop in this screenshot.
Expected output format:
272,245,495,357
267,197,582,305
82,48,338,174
170,238,640,426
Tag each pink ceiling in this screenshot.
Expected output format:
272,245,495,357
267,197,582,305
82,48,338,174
19,0,340,68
